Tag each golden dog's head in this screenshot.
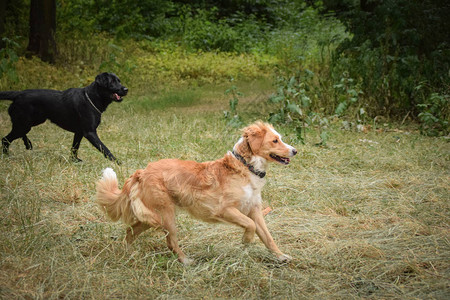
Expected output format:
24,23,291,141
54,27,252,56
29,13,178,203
238,121,297,165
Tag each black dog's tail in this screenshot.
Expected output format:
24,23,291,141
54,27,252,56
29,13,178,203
0,91,21,101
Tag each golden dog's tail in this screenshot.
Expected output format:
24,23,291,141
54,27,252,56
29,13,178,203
96,168,135,225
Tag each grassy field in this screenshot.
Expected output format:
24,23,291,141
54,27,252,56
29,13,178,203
0,81,449,299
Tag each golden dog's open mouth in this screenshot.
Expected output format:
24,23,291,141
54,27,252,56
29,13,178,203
270,153,290,165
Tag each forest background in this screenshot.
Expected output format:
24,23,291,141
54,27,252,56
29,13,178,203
1,0,449,137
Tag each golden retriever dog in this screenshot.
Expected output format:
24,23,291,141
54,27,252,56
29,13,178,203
96,121,297,264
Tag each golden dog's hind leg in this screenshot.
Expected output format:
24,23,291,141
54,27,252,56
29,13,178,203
127,188,165,244
160,208,193,265
125,221,151,244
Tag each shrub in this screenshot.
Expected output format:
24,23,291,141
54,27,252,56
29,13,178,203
333,0,450,118
268,70,329,145
223,84,244,128
57,0,176,39
0,37,20,84
0,38,277,93
333,71,364,120
178,7,266,53
417,92,449,136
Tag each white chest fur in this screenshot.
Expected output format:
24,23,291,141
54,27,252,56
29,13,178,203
240,175,265,215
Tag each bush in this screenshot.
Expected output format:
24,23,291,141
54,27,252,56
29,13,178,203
177,7,266,53
0,37,20,84
268,70,330,145
333,0,450,118
57,0,176,39
0,38,277,93
417,92,449,136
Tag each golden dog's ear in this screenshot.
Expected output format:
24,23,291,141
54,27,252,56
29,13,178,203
243,123,266,154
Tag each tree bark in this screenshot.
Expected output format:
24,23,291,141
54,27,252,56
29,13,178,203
27,0,57,63
0,0,8,49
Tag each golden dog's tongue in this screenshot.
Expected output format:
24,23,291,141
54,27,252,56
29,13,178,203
270,153,290,165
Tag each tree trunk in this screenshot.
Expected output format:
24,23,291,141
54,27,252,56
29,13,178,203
0,0,8,49
27,0,57,63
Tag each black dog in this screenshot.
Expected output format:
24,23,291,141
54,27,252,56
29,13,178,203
0,72,128,162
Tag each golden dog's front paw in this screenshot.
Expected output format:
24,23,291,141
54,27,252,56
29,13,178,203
276,253,292,263
179,257,195,265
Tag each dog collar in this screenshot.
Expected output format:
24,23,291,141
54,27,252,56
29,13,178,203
232,151,266,178
84,91,102,115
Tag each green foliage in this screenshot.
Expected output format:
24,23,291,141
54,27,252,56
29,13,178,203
0,37,20,83
333,71,364,119
98,43,136,84
268,70,329,146
57,0,270,52
129,43,276,89
0,38,276,93
417,92,449,136
266,5,349,69
223,84,244,128
1,0,447,134
57,0,176,39
333,0,450,117
0,0,29,37
54,0,350,57
178,7,264,52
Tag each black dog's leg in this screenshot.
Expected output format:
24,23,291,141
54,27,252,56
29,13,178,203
2,125,32,154
70,132,83,162
22,135,33,150
83,131,119,163
2,136,10,154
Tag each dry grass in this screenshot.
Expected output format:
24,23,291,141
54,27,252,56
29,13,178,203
0,84,449,299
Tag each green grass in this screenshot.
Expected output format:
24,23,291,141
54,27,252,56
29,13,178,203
0,81,449,299
132,89,203,111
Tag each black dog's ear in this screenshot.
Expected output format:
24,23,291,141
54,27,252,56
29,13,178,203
95,73,111,88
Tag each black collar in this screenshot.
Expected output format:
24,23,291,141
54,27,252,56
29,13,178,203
232,151,266,178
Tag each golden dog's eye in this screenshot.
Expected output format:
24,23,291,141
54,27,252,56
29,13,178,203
273,139,278,143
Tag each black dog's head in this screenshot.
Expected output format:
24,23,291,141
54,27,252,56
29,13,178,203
95,72,128,102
